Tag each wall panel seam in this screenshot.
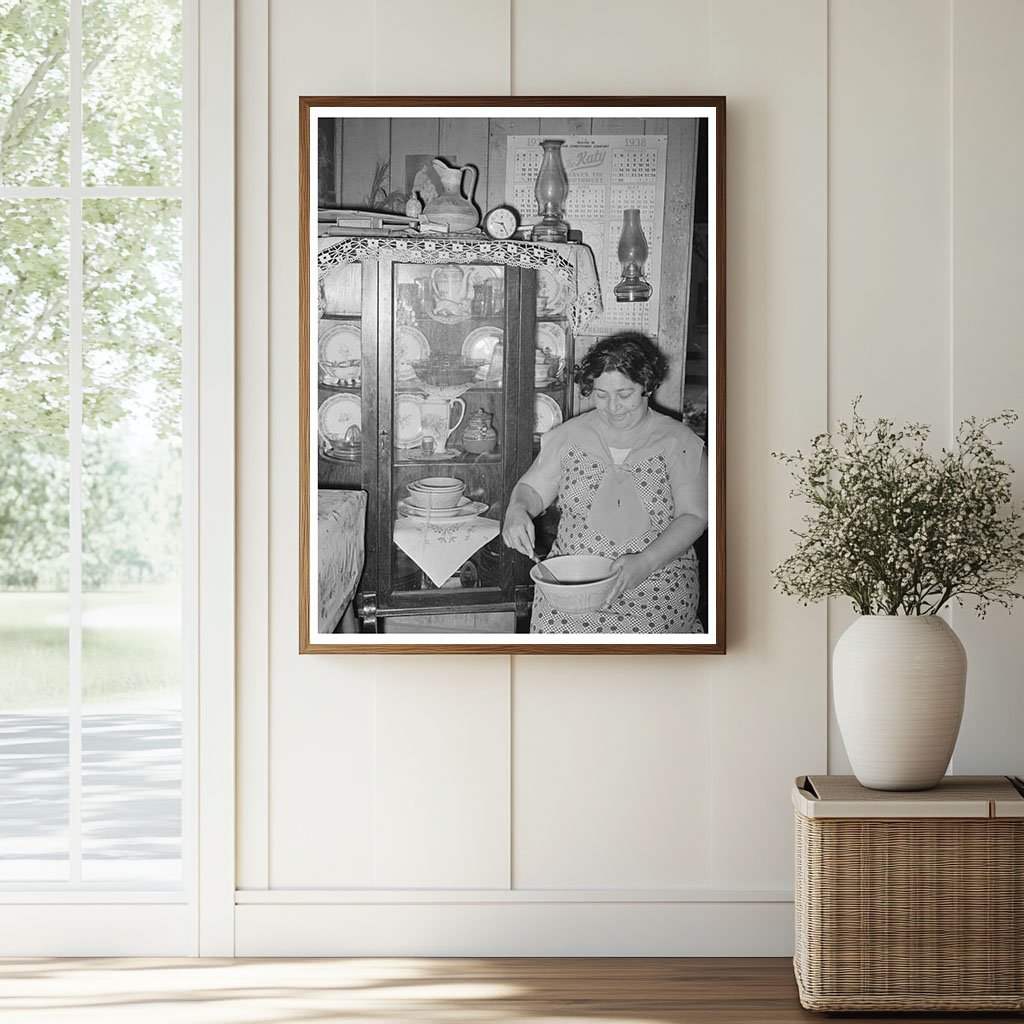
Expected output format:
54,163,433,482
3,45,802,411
234,888,793,905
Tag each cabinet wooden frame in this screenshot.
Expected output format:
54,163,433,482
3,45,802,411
299,96,726,654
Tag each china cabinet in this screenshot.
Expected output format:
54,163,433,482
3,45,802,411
316,239,585,633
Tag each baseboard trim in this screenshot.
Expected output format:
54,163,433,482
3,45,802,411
0,904,196,956
235,899,795,956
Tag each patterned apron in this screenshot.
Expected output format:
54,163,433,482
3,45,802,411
531,446,701,634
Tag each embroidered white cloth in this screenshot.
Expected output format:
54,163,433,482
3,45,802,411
317,235,603,336
317,489,366,632
393,515,500,588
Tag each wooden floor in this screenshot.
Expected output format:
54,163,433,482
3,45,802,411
0,957,1019,1023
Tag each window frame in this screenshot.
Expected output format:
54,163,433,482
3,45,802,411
0,0,235,955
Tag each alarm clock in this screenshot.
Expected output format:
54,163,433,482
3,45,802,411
483,206,518,240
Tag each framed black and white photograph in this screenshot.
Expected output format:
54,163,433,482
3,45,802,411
299,97,725,653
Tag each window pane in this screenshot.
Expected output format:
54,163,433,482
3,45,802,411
81,198,181,883
0,1,70,186
82,0,181,187
0,199,70,880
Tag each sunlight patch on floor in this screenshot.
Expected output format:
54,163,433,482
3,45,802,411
0,958,681,1024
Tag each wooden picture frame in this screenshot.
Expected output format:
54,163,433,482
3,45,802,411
300,97,725,654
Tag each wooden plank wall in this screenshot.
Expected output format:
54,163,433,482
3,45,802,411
324,117,699,414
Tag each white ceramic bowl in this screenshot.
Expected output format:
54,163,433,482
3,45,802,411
404,488,465,510
412,476,463,491
530,555,617,613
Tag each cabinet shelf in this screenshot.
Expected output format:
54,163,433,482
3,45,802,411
393,453,503,468
406,314,506,327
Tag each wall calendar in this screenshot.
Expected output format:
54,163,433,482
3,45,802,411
505,135,668,338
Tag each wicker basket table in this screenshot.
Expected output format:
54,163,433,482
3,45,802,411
793,774,1024,1012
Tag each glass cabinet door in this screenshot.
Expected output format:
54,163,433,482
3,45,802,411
385,261,514,605
532,265,573,452
530,267,573,558
316,262,367,488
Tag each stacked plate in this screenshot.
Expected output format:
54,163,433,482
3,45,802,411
397,477,487,524
319,394,362,461
322,437,361,462
318,322,362,386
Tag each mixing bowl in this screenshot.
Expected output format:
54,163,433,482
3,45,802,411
529,555,617,613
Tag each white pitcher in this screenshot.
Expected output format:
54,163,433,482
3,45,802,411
420,396,466,454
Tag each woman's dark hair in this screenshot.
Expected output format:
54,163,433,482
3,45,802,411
573,332,668,397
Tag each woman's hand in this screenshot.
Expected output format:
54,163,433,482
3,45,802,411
604,552,652,607
502,503,536,558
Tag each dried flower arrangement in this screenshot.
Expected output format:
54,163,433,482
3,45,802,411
772,400,1024,616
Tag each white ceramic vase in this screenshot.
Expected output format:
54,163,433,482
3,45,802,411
833,615,967,791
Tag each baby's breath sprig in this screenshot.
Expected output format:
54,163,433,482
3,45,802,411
772,399,1024,617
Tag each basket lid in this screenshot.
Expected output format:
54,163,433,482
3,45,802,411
793,775,1024,819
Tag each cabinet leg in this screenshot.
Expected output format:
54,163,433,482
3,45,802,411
515,585,532,633
356,592,379,633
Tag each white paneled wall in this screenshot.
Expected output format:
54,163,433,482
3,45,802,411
511,0,712,94
826,0,953,773
706,0,828,890
829,0,951,428
235,0,1024,954
373,660,511,889
948,0,1024,777
513,658,713,889
375,0,509,95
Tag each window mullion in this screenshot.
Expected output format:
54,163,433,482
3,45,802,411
0,187,183,200
68,0,84,885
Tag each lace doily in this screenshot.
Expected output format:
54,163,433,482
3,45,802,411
317,236,603,336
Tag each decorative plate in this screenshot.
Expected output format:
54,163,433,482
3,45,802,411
395,325,430,365
536,268,569,316
534,393,563,435
400,495,472,514
318,322,362,383
461,326,503,364
397,501,489,523
397,514,487,527
406,448,463,462
318,393,362,445
536,322,566,360
395,394,424,448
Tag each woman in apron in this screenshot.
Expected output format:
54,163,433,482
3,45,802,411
502,332,708,634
